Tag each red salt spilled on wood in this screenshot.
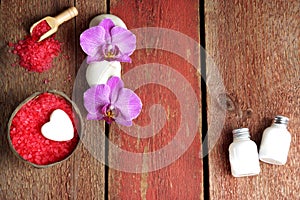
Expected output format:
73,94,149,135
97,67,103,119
10,93,79,165
12,20,61,73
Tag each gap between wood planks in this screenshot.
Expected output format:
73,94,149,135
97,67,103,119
103,0,209,199
199,0,210,199
104,3,110,200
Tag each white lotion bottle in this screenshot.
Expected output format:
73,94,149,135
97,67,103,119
229,128,260,177
259,116,291,165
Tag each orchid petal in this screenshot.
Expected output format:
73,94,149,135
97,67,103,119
80,26,105,56
99,18,115,42
83,84,110,115
114,88,142,120
87,113,104,120
111,27,136,56
113,53,132,63
115,116,133,127
106,76,124,104
86,50,105,64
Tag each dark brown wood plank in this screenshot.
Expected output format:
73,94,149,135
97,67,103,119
0,0,106,199
108,0,203,199
205,0,299,199
73,0,107,199
0,1,78,199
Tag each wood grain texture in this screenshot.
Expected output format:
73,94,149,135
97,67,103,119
0,0,106,199
73,0,107,199
205,0,299,199
108,0,202,199
2,0,298,199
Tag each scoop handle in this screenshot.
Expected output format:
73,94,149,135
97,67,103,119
54,7,78,26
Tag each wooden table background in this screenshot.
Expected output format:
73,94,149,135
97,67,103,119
0,0,299,199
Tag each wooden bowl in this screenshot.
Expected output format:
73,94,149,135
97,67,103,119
7,90,83,168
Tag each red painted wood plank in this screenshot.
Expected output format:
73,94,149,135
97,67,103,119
109,0,202,199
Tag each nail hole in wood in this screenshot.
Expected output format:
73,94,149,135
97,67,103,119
246,108,253,118
217,93,236,112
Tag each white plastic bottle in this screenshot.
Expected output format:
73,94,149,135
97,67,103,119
259,116,291,165
229,128,260,177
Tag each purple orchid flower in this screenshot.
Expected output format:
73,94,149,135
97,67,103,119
83,76,142,126
80,18,136,63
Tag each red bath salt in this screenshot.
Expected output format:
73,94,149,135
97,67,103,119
10,93,79,165
12,20,61,72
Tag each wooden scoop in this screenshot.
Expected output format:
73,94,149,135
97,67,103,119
30,7,78,42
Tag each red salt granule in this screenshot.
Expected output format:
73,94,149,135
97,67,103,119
8,42,14,47
10,93,79,165
12,20,61,73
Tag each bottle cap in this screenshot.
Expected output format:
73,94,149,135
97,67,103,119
274,115,289,125
232,128,250,139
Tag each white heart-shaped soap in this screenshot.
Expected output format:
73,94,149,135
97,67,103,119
89,14,127,29
86,61,121,87
41,109,74,141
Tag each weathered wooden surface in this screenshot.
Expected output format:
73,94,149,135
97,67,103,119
108,0,203,199
0,0,106,199
73,1,107,199
206,0,299,199
1,0,299,199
